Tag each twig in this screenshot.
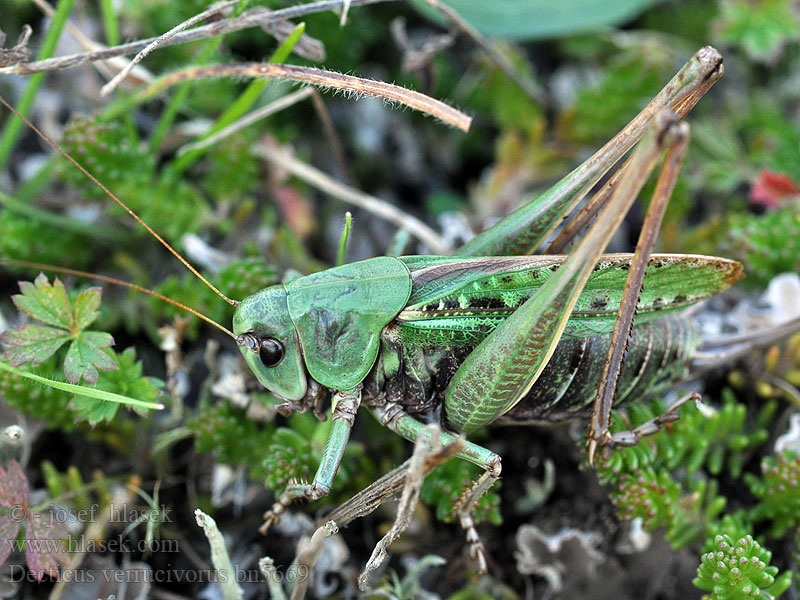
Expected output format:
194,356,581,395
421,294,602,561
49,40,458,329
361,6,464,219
143,63,472,131
291,521,339,600
323,436,463,527
254,141,451,254
420,0,546,104
0,25,32,66
0,0,395,75
101,0,238,96
358,424,443,590
254,7,326,61
340,0,352,26
176,88,314,156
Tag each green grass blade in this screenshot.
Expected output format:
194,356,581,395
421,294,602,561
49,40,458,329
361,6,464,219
0,360,165,411
169,22,306,175
99,0,120,45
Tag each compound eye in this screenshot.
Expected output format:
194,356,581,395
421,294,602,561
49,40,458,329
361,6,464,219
259,338,284,367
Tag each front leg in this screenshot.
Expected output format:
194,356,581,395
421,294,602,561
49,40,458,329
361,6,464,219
260,386,361,534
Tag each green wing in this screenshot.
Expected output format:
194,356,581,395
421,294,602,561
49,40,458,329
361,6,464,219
286,256,412,390
396,254,742,346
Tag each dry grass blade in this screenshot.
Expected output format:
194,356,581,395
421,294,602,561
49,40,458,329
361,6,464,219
358,425,447,590
323,435,464,528
291,521,339,600
0,0,395,75
145,63,472,131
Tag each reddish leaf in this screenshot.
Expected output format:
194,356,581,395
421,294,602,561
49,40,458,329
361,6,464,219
750,169,799,208
0,460,29,508
1,325,70,367
0,516,21,566
274,185,316,239
24,513,69,581
0,460,28,570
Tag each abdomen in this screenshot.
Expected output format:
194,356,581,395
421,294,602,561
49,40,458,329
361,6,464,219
370,316,698,427
496,316,698,424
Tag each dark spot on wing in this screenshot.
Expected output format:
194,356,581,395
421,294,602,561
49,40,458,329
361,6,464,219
468,297,508,310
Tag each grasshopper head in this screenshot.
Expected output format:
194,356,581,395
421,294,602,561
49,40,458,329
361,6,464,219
233,285,307,401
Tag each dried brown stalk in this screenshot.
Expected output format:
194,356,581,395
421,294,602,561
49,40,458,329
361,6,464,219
0,0,395,76
143,62,471,131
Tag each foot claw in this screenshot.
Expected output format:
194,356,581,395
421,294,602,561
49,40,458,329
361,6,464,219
259,503,285,534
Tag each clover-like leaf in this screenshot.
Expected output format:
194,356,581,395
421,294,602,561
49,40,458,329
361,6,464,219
1,275,116,384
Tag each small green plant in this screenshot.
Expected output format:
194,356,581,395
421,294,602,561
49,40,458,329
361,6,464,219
153,256,278,339
592,391,796,595
189,400,275,480
717,200,800,288
60,116,209,241
746,451,800,537
694,534,792,600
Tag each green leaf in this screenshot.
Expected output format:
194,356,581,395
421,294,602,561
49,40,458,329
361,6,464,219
0,275,116,384
63,332,116,385
74,347,165,423
413,0,663,40
718,0,800,62
73,286,103,331
12,275,72,328
68,395,120,425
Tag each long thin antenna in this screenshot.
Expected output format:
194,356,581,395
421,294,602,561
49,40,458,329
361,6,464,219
0,94,239,308
0,258,237,339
